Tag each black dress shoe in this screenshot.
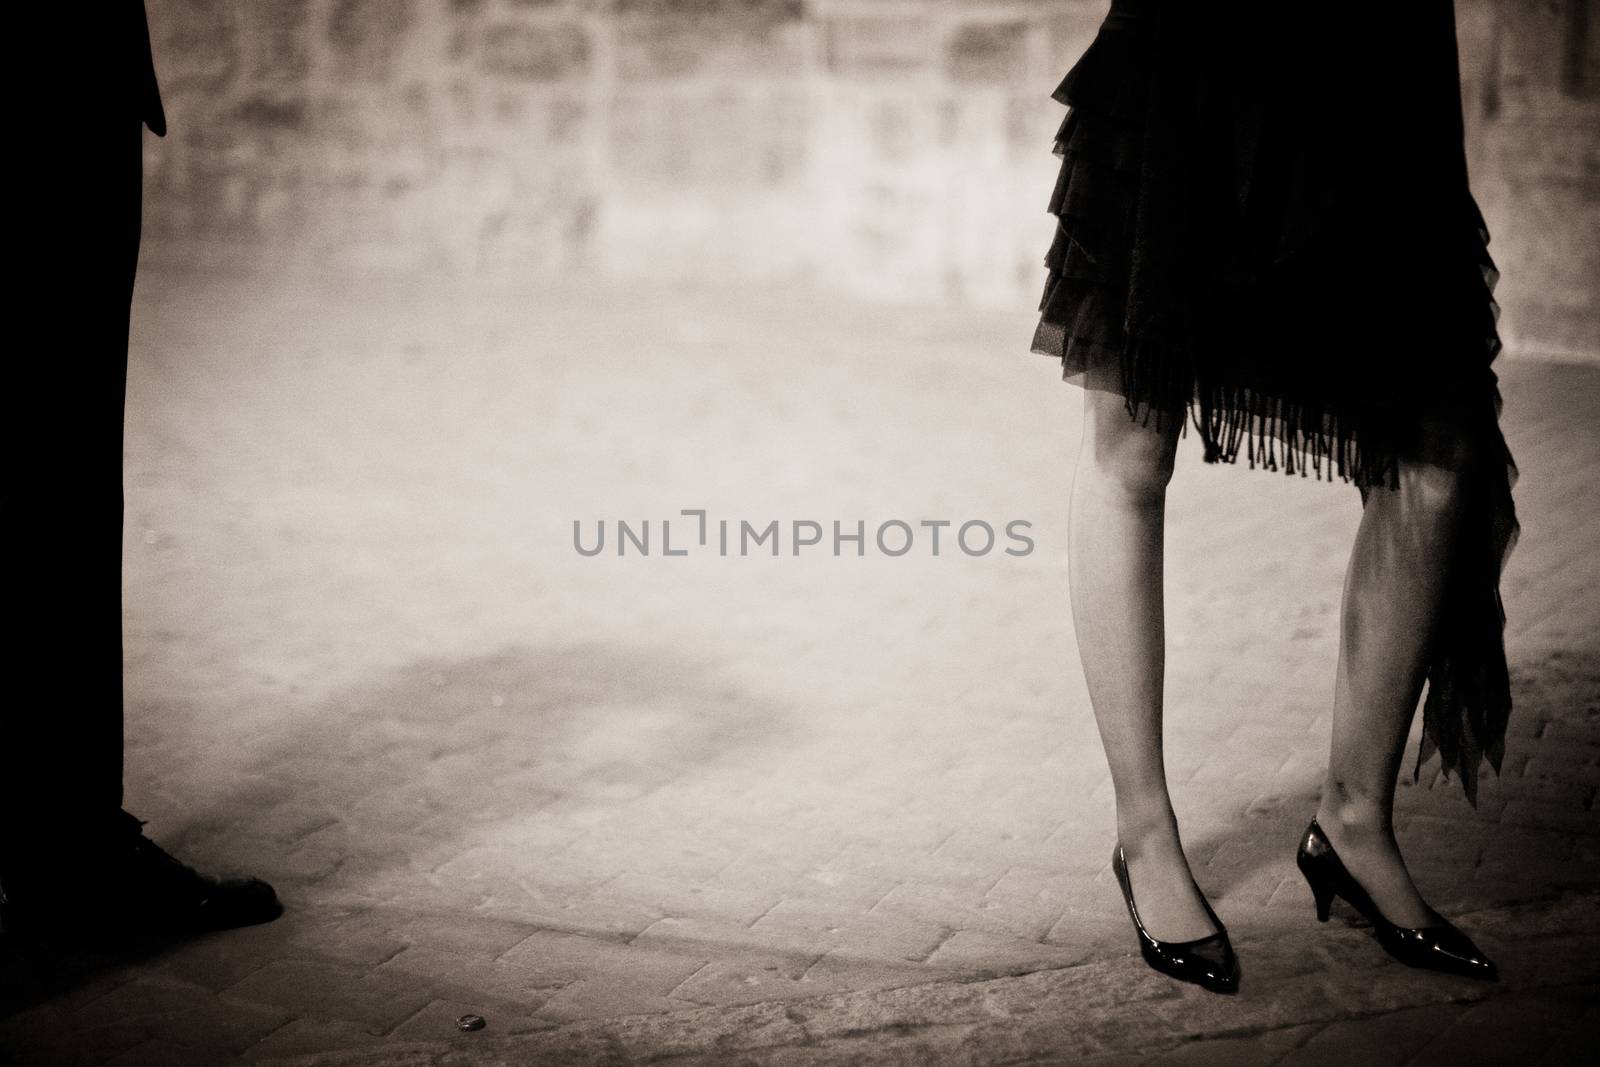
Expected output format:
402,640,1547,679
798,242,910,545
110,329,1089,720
113,813,284,933
1296,818,1497,981
1112,844,1240,995
2,811,283,938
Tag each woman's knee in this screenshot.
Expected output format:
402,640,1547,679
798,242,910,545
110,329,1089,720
1394,419,1480,525
1080,392,1180,500
1395,458,1471,526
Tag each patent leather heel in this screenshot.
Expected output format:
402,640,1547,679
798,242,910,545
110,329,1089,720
1308,878,1334,923
1111,844,1240,995
1296,818,1498,981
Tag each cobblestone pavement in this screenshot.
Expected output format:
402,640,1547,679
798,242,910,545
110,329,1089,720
2,272,1596,1065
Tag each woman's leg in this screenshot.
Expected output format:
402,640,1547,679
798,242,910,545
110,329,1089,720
1069,363,1217,941
1316,422,1474,927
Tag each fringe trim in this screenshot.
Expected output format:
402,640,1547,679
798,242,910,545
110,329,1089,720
1110,338,1402,491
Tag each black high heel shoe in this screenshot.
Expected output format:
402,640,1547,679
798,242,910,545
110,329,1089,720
1111,844,1240,995
1296,818,1498,981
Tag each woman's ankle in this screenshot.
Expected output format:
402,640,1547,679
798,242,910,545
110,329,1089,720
1115,797,1183,853
1315,788,1395,843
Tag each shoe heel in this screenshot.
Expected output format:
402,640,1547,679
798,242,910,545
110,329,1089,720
1298,856,1335,922
1309,879,1334,922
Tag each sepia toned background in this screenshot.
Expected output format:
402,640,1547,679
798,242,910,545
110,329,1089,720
140,0,1600,356
3,3,1596,1065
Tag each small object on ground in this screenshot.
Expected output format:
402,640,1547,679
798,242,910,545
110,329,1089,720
457,1014,487,1032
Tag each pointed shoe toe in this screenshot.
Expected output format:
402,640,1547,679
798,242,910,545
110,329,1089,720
1381,920,1499,982
1140,933,1241,995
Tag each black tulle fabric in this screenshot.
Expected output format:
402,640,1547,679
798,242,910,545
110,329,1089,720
1032,0,1520,803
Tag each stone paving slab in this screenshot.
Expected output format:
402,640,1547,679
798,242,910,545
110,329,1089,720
234,891,1598,1065
2,271,1596,1065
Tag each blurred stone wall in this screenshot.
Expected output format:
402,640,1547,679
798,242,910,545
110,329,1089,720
142,0,1598,358
1458,0,1599,358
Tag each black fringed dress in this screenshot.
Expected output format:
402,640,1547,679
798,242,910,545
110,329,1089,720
1031,0,1520,803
